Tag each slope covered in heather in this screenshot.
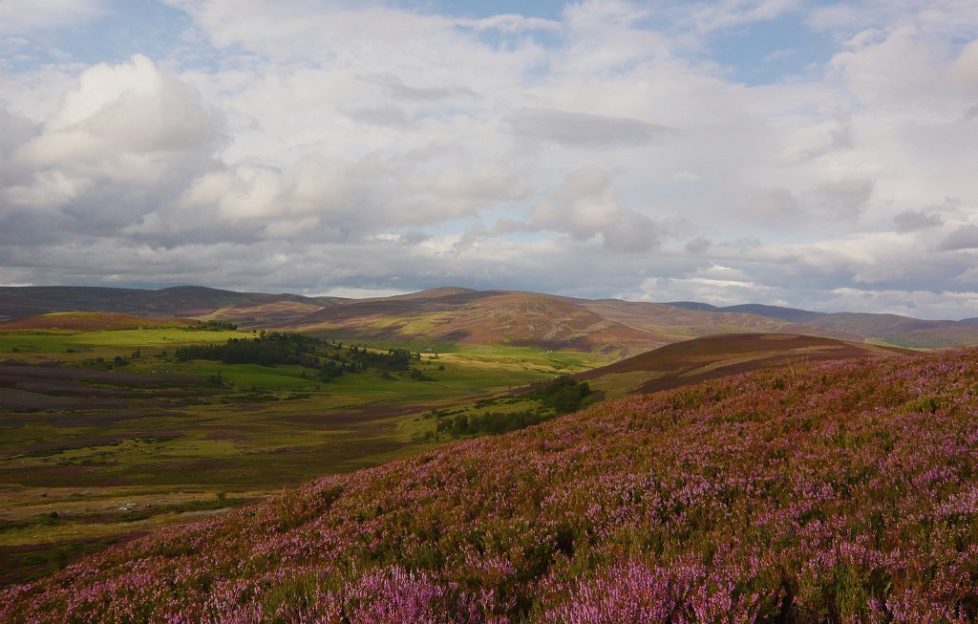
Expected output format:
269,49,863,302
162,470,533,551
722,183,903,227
578,333,911,397
5,349,978,622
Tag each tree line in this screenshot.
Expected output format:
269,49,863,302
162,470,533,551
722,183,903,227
173,332,422,382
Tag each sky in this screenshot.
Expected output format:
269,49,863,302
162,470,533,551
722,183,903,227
1,1,978,319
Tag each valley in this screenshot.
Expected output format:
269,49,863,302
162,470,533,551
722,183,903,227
5,335,978,621
0,285,973,600
0,314,606,585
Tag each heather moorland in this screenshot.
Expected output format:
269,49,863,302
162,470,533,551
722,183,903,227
4,347,977,622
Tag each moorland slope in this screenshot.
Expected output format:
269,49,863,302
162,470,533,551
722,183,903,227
8,285,978,350
0,286,340,326
667,301,978,349
579,332,911,396
5,347,978,622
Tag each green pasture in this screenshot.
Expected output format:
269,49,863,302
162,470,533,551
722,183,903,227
0,325,606,585
0,328,241,360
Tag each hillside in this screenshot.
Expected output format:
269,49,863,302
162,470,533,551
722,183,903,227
667,301,822,323
5,348,978,621
5,285,978,351
285,289,841,356
579,333,910,397
666,301,978,348
0,311,195,331
288,290,978,352
289,289,667,355
0,286,339,327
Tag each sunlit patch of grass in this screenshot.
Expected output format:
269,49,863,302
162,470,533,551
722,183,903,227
585,371,657,400
0,326,596,584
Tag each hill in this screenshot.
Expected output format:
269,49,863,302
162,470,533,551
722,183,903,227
666,301,978,348
667,301,822,323
289,289,667,355
0,286,339,327
0,311,194,331
285,289,843,356
5,285,978,351
288,289,978,353
5,348,978,621
579,333,910,397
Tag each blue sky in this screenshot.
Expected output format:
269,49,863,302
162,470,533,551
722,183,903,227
2,0,978,318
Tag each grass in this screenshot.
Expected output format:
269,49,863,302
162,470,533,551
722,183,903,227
0,326,604,586
9,347,978,621
0,327,241,361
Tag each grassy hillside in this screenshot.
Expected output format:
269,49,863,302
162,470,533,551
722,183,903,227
0,324,606,586
5,348,978,621
0,312,196,331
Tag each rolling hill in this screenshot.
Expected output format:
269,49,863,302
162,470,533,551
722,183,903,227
666,301,978,348
284,290,978,352
287,289,668,355
0,285,341,326
0,311,195,331
4,285,978,351
578,333,911,398
5,346,977,621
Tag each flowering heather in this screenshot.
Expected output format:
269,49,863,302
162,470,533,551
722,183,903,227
5,348,978,622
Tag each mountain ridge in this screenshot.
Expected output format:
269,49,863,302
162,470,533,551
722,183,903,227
3,285,978,350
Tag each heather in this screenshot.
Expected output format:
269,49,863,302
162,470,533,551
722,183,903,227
4,349,978,622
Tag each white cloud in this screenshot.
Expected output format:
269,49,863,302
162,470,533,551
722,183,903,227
685,0,799,34
2,54,221,233
894,209,943,232
507,108,674,147
531,166,659,252
1,0,978,317
939,224,978,251
21,55,221,168
455,14,562,33
0,0,102,34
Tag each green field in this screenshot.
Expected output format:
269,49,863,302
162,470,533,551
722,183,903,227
0,325,611,585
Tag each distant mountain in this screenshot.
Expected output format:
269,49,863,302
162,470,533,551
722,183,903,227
0,285,342,327
667,301,822,323
284,289,827,356
665,301,978,348
4,285,978,351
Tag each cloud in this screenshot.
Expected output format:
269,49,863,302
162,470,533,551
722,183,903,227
456,14,562,33
2,54,222,243
812,178,874,220
939,225,978,251
0,0,102,34
531,166,659,252
894,209,943,232
20,55,221,168
372,75,475,102
428,167,526,201
685,237,712,254
507,108,673,147
745,188,800,220
345,106,412,128
685,0,799,34
2,0,978,317
950,39,978,90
